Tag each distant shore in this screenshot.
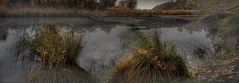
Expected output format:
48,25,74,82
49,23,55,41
0,7,199,17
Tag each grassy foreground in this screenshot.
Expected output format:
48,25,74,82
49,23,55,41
108,32,190,83
26,65,97,83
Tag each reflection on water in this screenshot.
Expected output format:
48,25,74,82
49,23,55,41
0,21,234,83
79,25,130,81
0,29,27,83
0,27,8,41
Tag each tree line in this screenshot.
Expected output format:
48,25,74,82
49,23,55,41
0,0,137,9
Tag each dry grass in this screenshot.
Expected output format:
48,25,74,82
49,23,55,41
109,7,195,16
108,35,190,83
224,14,239,28
26,65,97,83
16,25,84,65
0,6,195,17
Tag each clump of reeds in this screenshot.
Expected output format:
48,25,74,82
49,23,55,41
16,25,84,65
108,31,190,83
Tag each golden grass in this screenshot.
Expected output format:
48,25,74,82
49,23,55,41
108,38,190,83
16,25,84,65
109,7,195,16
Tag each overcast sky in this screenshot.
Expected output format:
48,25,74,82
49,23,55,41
136,0,176,9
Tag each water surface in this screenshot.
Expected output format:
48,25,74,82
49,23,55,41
0,17,233,83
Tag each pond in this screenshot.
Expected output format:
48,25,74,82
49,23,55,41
0,17,237,83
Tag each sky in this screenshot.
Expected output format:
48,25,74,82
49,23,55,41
136,0,176,9
116,0,176,9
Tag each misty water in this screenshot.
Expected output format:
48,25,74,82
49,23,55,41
0,16,235,83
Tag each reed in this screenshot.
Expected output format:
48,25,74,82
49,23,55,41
108,30,190,83
16,25,84,65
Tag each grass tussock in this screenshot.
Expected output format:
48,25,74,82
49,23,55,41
16,25,84,65
108,36,190,83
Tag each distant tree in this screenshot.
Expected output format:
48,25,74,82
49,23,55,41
70,0,85,8
118,0,126,7
0,0,9,7
99,0,117,9
118,0,137,9
126,0,137,9
176,0,199,9
83,0,98,10
0,0,98,9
